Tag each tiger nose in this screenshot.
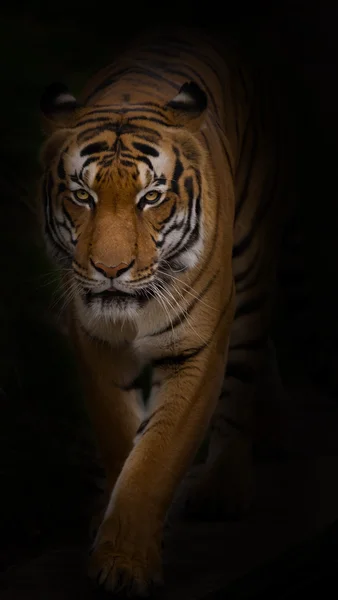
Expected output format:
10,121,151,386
93,261,130,279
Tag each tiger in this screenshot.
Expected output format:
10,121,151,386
38,26,291,596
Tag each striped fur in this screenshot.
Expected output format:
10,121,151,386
38,28,290,595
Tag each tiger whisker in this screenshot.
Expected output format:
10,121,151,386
156,278,210,346
149,282,176,342
156,268,219,312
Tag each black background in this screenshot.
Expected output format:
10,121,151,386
1,0,338,592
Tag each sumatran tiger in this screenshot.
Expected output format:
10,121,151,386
38,26,291,596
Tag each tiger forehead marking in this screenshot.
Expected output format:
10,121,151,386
62,125,171,192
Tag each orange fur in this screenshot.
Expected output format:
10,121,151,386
38,28,289,595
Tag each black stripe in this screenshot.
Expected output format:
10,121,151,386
57,182,66,195
80,141,109,156
70,173,81,184
136,155,154,170
57,156,66,179
200,131,212,155
166,171,201,262
151,234,164,248
132,142,159,157
234,293,267,319
79,105,167,119
232,225,256,259
76,121,134,142
171,147,184,194
72,258,84,272
126,132,161,145
236,267,262,295
136,418,150,436
80,156,98,176
234,250,259,285
165,177,194,260
119,152,135,161
120,159,136,168
44,173,70,257
84,102,166,111
160,215,184,238
57,220,74,244
129,115,176,128
75,116,112,127
123,106,168,117
152,345,204,368
77,122,163,144
186,168,220,290
182,183,201,251
78,108,118,116
158,202,176,226
135,405,168,438
126,124,162,138
138,417,169,439
62,202,75,229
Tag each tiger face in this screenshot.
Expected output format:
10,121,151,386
40,82,210,325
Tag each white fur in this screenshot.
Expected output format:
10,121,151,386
65,150,98,190
151,152,171,174
137,163,150,188
172,91,195,105
74,294,140,345
55,92,76,105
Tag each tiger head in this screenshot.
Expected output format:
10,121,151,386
39,81,212,327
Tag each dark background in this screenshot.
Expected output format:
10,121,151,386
1,0,338,590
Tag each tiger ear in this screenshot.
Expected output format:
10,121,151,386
40,82,81,134
165,81,208,131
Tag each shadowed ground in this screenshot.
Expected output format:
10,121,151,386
1,383,338,598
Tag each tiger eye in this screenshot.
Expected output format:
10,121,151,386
74,189,90,201
145,190,161,202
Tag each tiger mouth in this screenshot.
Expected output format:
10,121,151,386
85,288,149,305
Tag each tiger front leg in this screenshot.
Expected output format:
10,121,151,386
89,338,229,596
71,325,143,538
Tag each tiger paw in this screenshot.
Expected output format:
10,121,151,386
89,512,163,597
184,456,254,521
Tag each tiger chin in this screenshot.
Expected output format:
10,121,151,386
37,28,286,596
